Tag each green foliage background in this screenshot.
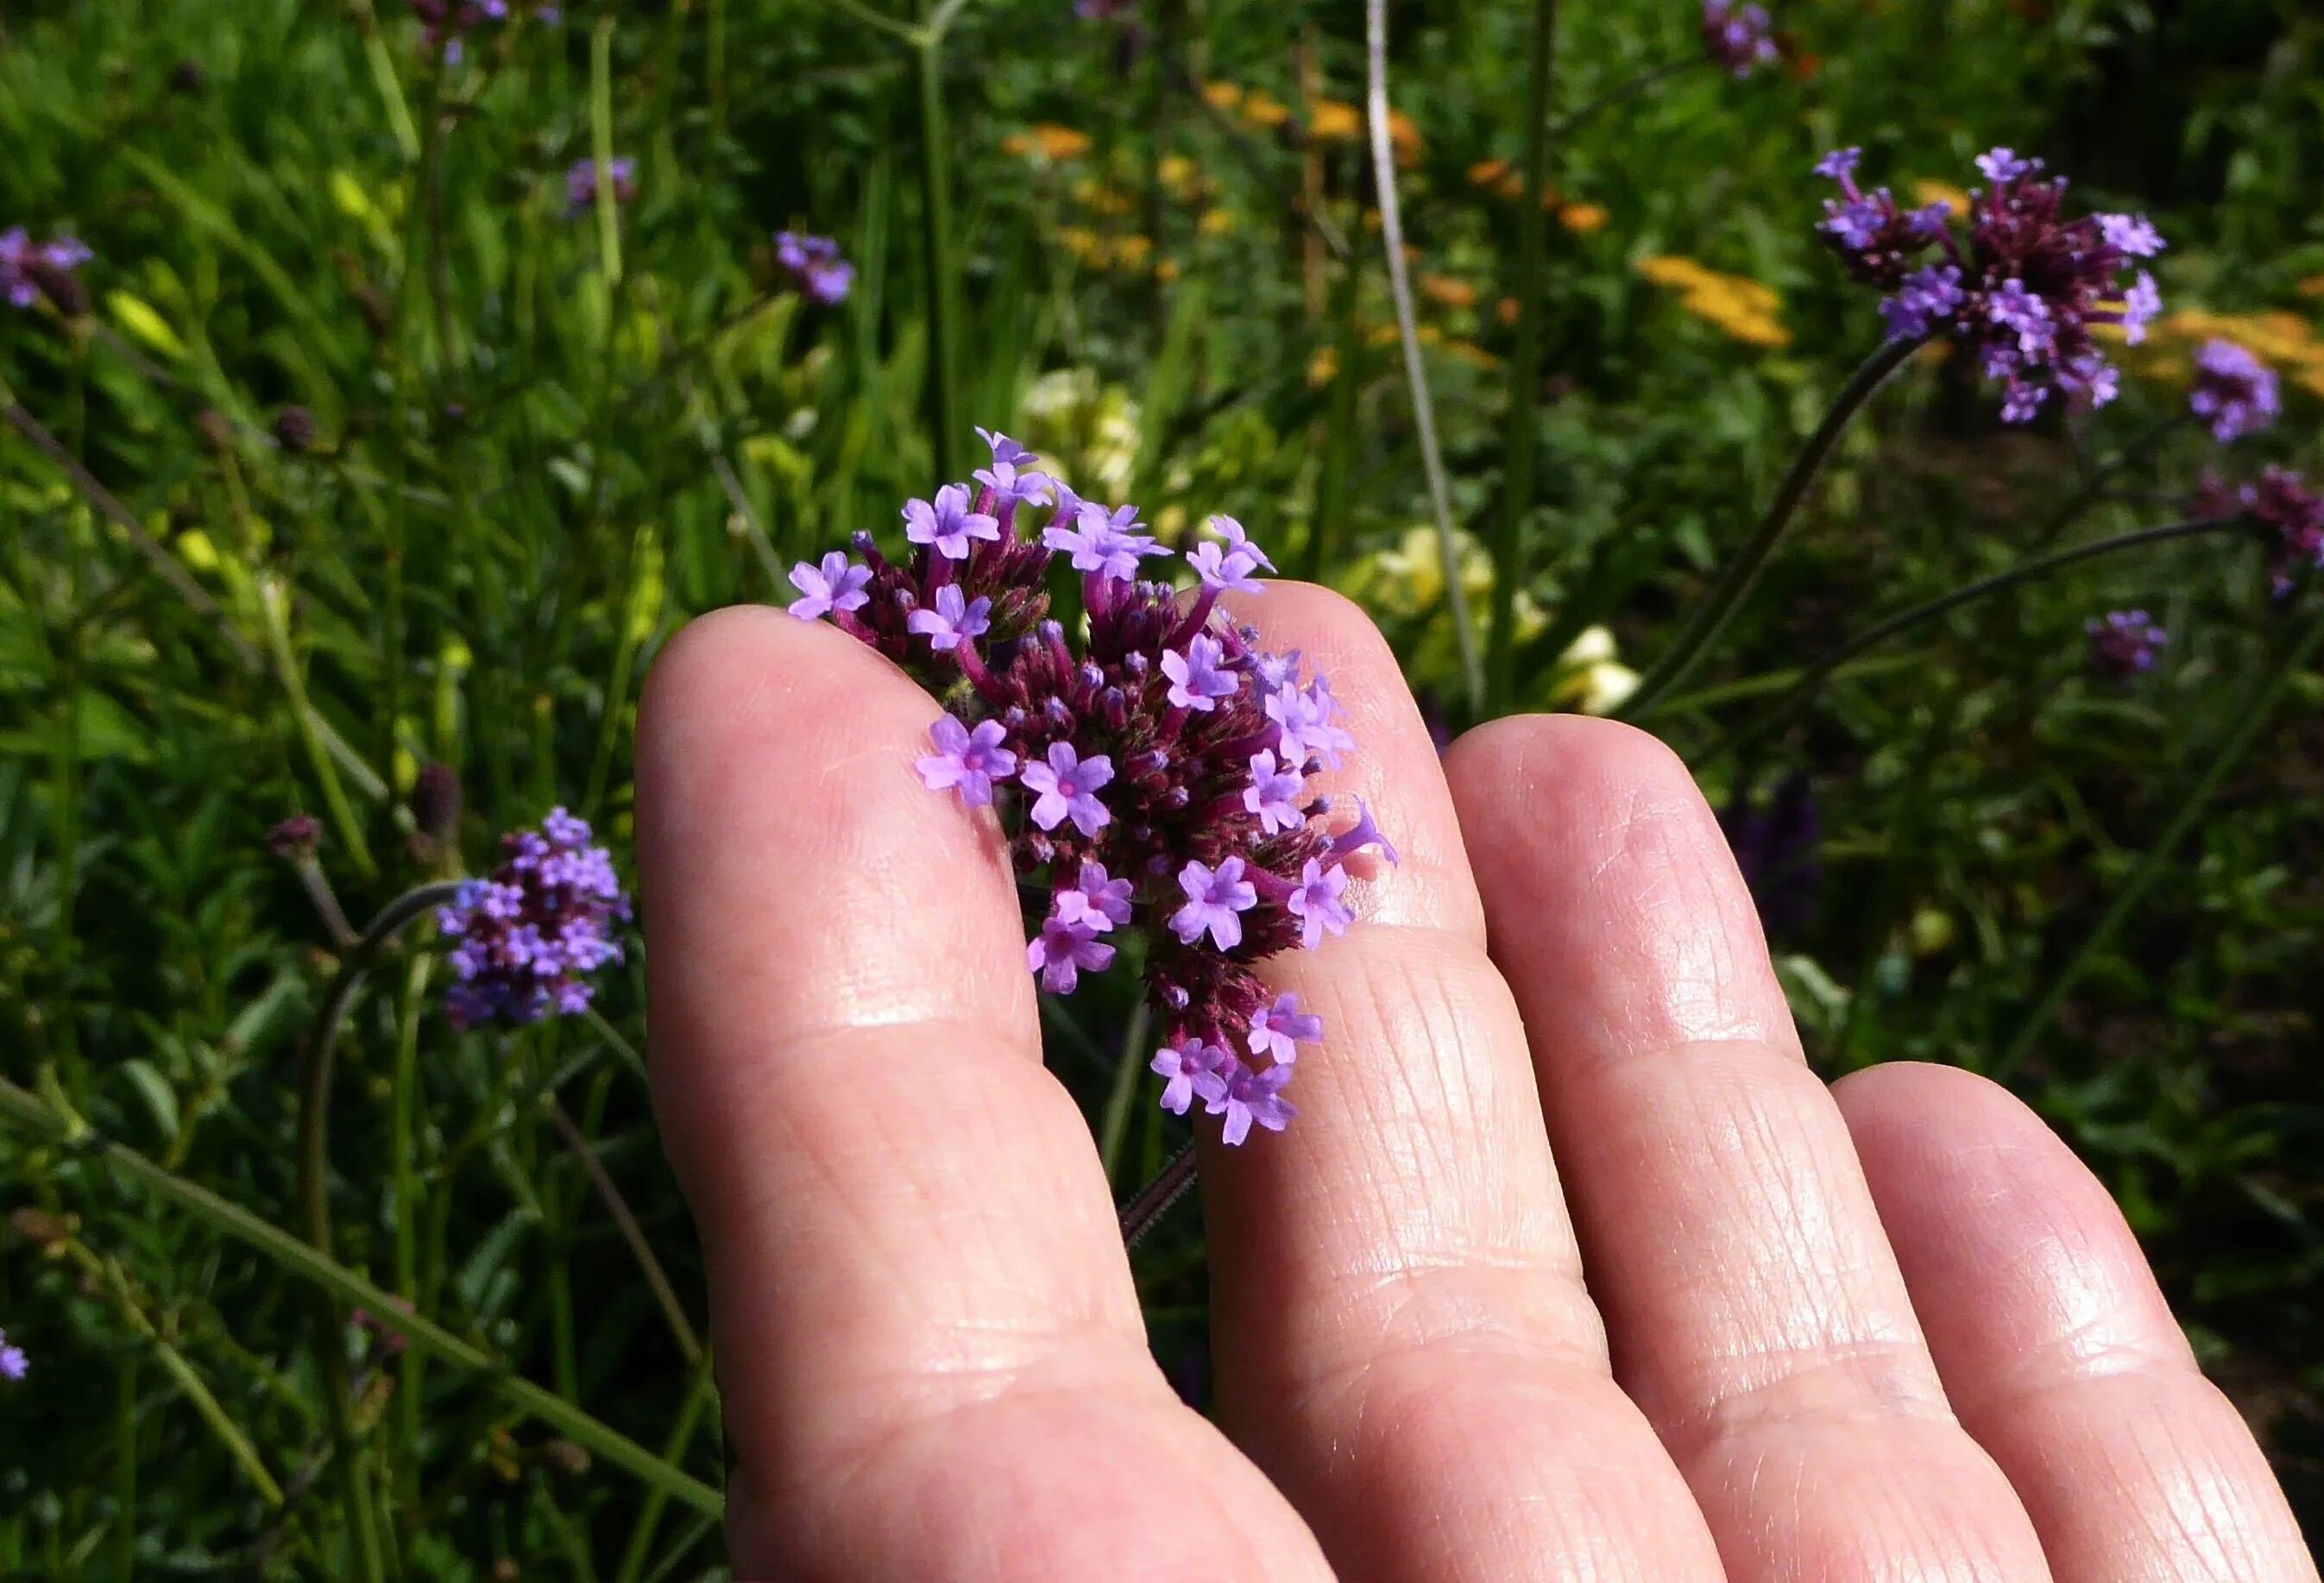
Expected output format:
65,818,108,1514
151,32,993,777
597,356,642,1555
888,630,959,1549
3,0,2322,1573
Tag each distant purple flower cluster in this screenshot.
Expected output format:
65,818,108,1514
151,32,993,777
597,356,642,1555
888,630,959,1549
2188,339,2279,445
787,428,1395,1144
2086,609,2167,679
409,0,558,61
1816,146,2163,424
776,231,853,305
2201,467,2324,599
1716,772,1820,939
1,227,91,312
1701,0,1778,79
0,1327,24,1383
565,156,638,216
436,808,629,1028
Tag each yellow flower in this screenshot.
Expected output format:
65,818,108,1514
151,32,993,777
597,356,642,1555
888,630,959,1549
1242,91,1291,129
1634,255,1790,349
1559,202,1608,234
2151,307,2324,396
1421,274,1477,309
1002,133,1032,157
1154,257,1181,283
1157,155,1200,198
1056,226,1102,262
1307,98,1363,142
1468,158,1513,190
1018,123,1093,161
1635,255,1718,291
1546,627,1638,716
1307,345,1339,388
1114,234,1153,267
1911,179,1972,219
1387,109,1423,160
1197,207,1237,237
2298,274,2324,300
1445,339,1500,369
1202,80,1244,111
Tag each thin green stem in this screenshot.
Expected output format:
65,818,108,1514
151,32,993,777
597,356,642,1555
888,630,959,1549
1097,1002,1152,1184
1618,336,1925,719
1995,598,2324,1078
1546,55,1698,139
390,951,431,1500
1119,1141,1199,1248
614,1354,719,1583
260,578,378,881
346,0,423,159
0,1077,724,1519
915,28,960,481
591,18,625,287
1367,0,1483,714
1488,0,1558,715
542,1094,702,1365
1693,517,2246,760
114,1353,137,1581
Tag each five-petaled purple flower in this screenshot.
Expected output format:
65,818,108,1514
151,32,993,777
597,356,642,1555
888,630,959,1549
1152,1037,1231,1116
776,230,854,304
1173,856,1258,949
1021,742,1115,836
788,552,873,620
437,809,629,1029
2086,609,2168,680
1816,144,2164,424
908,583,993,652
799,423,1387,1144
917,714,1018,806
1248,991,1323,1065
1701,0,1779,78
2189,340,2279,445
904,482,1002,561
564,156,637,216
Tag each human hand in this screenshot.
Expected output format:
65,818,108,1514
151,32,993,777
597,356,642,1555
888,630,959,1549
636,586,2315,1581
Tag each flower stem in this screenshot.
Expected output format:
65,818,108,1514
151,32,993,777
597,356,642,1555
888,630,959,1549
0,1075,724,1519
591,17,625,287
1618,336,1924,719
259,577,377,881
1487,0,1559,715
1119,1140,1200,1248
1546,56,1699,139
613,1349,720,1583
542,1093,702,1365
915,22,960,482
1994,598,2324,1078
1689,516,2246,760
389,951,431,1503
1368,0,1484,715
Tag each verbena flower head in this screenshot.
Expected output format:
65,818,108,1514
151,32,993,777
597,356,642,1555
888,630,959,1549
776,230,853,305
0,1327,25,1382
2203,466,2324,599
564,156,638,216
437,808,629,1028
2086,609,2167,679
1701,0,1778,78
788,426,1395,1143
1,227,91,312
1816,145,2163,423
2188,339,2279,445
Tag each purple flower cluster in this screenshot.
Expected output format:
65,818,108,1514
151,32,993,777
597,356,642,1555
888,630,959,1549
565,156,638,216
788,428,1395,1144
2188,339,2279,445
2201,467,2324,599
1701,0,1778,79
0,1326,24,1382
1816,146,2163,424
2085,609,2168,679
410,0,557,60
436,809,629,1029
1,227,91,312
776,231,853,306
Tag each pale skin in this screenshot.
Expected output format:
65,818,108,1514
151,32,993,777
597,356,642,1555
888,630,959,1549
637,585,2318,1582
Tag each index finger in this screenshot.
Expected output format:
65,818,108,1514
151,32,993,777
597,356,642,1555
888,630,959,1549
637,605,1327,1579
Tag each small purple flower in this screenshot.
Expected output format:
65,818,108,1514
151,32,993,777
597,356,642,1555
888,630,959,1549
2098,212,2164,258
1326,796,1400,867
1880,263,1965,341
1152,1037,1231,1115
907,583,992,652
916,714,1018,806
1987,278,2054,351
1206,515,1275,572
1248,991,1323,1064
1027,915,1115,993
975,458,1055,512
564,155,638,216
1161,634,1239,712
787,552,872,620
2086,609,2167,679
904,482,1002,561
977,427,1039,469
2237,467,2324,596
1286,857,1353,949
2189,340,2279,445
1054,859,1135,932
1187,534,1269,593
1044,501,1165,579
1814,147,1861,182
0,1328,25,1382
2,227,91,311
1171,856,1257,949
1701,0,1779,78
437,810,630,1028
1021,741,1114,836
775,230,854,304
1208,1058,1295,1146
1266,676,1356,770
2119,272,2161,344
1975,147,2038,183
1242,749,1306,834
